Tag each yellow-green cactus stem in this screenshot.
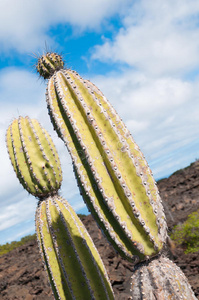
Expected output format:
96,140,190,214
6,116,114,300
6,116,62,198
36,195,114,300
130,256,197,299
37,53,168,263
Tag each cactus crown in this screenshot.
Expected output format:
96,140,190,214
36,52,64,79
6,116,62,198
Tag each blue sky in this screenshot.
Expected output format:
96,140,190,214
0,0,199,245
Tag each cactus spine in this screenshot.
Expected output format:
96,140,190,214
6,116,114,300
36,53,167,263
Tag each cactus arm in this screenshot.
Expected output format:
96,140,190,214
47,74,147,261
130,256,197,300
6,116,62,198
36,195,114,300
45,69,167,260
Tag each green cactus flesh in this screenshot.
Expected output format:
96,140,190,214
36,195,114,300
130,256,197,300
37,55,167,262
6,116,62,198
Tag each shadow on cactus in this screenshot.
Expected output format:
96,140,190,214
6,116,114,300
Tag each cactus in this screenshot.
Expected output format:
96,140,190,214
130,256,196,300
36,53,197,299
6,116,114,300
36,53,167,263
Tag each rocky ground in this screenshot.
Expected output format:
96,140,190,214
0,161,199,299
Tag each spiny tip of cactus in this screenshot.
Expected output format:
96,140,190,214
36,52,64,79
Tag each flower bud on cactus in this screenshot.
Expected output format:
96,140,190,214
130,256,197,300
6,116,114,300
37,52,64,79
37,53,168,263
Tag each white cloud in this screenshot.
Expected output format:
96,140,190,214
92,0,199,76
125,119,149,133
69,198,87,212
0,68,45,113
0,195,36,231
0,0,131,53
6,224,36,243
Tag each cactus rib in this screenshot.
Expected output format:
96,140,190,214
40,63,167,262
6,116,114,300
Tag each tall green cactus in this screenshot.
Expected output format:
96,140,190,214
36,53,197,299
36,53,167,263
6,116,114,300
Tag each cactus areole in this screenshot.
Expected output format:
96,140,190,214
37,53,168,263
